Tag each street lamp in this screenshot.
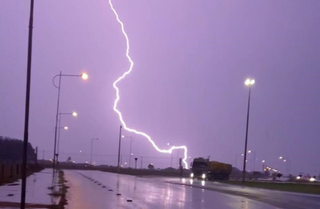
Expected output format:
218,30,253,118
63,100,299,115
122,135,133,168
167,143,173,168
117,125,122,172
278,156,290,175
56,111,77,166
235,154,244,169
248,150,257,171
90,138,99,164
242,78,255,182
52,71,88,172
81,72,89,80
80,150,83,163
55,125,69,168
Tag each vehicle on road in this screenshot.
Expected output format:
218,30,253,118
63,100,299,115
190,157,232,181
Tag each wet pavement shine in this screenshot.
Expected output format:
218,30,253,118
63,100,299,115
65,170,281,209
0,169,59,208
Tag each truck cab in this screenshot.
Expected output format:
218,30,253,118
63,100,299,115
190,158,208,180
191,157,232,181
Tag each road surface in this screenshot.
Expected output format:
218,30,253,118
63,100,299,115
65,170,283,209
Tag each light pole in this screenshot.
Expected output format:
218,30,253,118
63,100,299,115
117,125,122,172
56,111,77,165
262,160,266,172
52,72,88,172
90,138,99,164
80,150,83,163
279,156,290,175
242,78,255,182
167,143,173,167
21,1,34,208
235,153,244,169
122,135,133,168
56,125,68,166
248,150,257,171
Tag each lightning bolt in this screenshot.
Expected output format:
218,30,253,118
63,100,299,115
109,0,189,169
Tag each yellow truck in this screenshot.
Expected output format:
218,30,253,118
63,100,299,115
190,157,232,180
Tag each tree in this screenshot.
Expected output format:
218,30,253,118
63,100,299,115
66,156,72,162
148,163,154,170
0,136,36,163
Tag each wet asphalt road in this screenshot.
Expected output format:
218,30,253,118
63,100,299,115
167,178,320,209
64,170,283,209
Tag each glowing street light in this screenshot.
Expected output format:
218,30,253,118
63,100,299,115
79,150,83,163
52,71,88,172
242,78,255,182
90,138,99,164
245,78,255,86
56,111,78,165
168,142,173,167
247,150,257,171
81,72,89,80
278,156,290,175
262,160,266,172
122,135,134,168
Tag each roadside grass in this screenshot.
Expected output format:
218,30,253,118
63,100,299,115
222,180,320,195
48,170,69,209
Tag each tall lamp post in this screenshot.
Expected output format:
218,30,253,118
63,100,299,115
167,143,173,167
262,160,266,172
242,78,255,182
90,138,99,164
21,1,34,208
122,135,133,168
279,156,290,175
79,150,83,163
117,125,122,172
56,111,77,165
248,150,257,171
52,72,88,172
56,125,69,165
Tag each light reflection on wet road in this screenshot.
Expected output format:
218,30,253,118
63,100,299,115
65,170,280,209
0,169,58,206
168,177,320,209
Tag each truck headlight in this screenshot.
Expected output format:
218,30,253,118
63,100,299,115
190,173,194,178
202,174,206,179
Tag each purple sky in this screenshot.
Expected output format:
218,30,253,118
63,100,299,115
1,0,320,175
